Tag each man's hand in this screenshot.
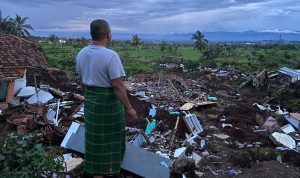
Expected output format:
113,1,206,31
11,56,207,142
111,78,138,123
126,107,138,122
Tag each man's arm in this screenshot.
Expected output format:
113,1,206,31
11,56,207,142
111,78,137,120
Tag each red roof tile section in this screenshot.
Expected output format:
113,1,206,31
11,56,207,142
0,34,48,69
0,68,21,80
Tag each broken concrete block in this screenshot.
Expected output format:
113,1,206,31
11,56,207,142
192,152,202,164
270,132,296,149
213,133,230,140
291,113,300,121
174,147,186,158
262,116,280,132
281,124,296,134
65,158,83,172
253,129,269,137
180,103,195,111
255,112,265,126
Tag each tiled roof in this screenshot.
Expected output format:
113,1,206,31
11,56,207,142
0,68,21,80
0,34,48,69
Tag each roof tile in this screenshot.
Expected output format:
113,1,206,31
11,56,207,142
0,68,21,80
0,34,48,69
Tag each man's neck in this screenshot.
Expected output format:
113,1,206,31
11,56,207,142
92,40,107,47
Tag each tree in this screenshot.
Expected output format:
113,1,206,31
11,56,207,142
49,34,59,43
203,45,222,61
10,14,34,37
0,10,12,33
192,31,208,52
131,34,141,57
160,41,167,52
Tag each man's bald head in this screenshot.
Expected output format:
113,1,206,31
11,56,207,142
90,19,111,41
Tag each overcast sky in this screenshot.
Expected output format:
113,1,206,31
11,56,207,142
1,0,300,34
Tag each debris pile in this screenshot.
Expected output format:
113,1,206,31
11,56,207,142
1,67,300,177
127,74,217,111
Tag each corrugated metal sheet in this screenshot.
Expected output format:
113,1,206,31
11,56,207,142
278,67,300,83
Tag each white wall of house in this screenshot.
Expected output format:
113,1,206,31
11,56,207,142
14,72,27,95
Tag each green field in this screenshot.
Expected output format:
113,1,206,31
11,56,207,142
41,40,300,75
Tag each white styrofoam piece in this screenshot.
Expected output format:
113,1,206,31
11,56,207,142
27,90,54,104
213,133,230,140
61,122,80,148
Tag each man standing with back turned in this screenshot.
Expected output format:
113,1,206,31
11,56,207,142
76,19,137,178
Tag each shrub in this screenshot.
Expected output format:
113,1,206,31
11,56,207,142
0,132,65,177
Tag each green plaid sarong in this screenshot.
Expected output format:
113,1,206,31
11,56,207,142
84,86,125,176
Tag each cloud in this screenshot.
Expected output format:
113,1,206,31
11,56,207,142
1,0,299,33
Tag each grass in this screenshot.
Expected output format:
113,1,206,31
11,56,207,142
41,41,300,75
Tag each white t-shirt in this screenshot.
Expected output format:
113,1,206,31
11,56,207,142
76,45,126,88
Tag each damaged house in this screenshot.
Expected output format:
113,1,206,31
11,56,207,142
0,34,48,108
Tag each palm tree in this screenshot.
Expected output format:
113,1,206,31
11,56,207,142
10,14,34,37
192,31,208,52
131,34,141,57
0,10,11,33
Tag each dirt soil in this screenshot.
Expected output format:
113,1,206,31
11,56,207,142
126,70,300,178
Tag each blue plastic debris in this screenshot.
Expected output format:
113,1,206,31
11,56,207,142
149,105,157,117
145,120,156,135
170,111,180,115
208,96,217,101
227,168,241,175
149,108,157,117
